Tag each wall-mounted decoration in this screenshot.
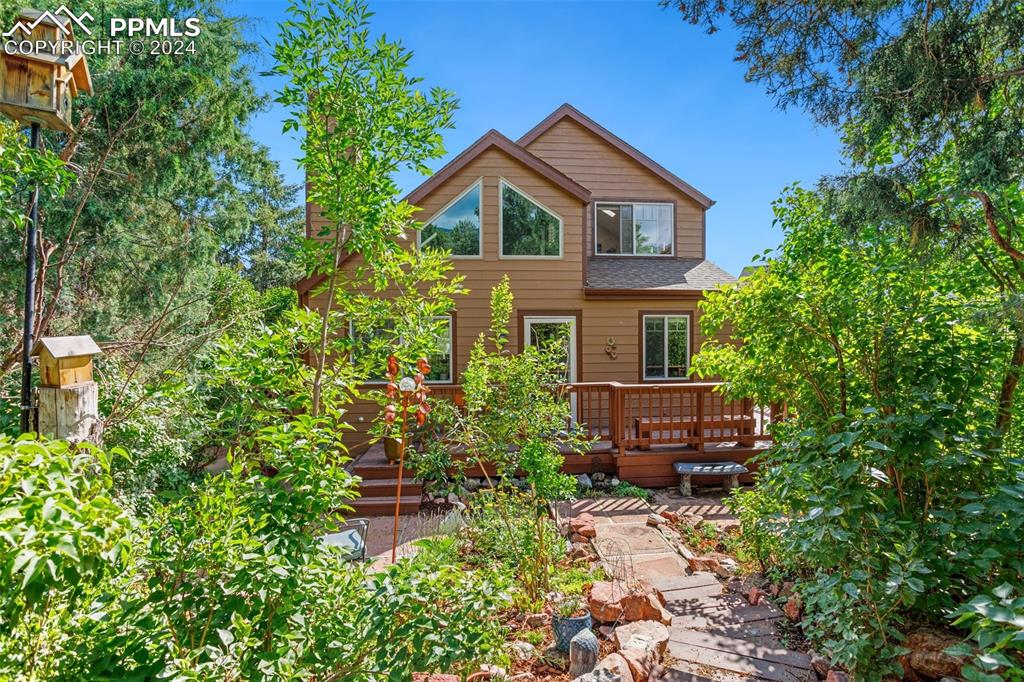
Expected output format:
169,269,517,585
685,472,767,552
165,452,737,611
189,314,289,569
604,337,617,359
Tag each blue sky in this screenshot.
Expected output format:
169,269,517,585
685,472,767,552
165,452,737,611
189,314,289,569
235,0,844,276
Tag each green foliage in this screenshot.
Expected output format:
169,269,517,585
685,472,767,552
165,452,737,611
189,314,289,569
0,1,303,389
698,189,1024,677
549,562,606,597
580,480,652,502
0,436,131,679
950,583,1024,680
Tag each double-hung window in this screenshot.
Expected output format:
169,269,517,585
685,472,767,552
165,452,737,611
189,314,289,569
419,181,481,257
350,315,453,383
643,314,690,380
595,202,673,255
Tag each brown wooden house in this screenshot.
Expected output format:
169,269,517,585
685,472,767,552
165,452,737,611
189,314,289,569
298,104,773,513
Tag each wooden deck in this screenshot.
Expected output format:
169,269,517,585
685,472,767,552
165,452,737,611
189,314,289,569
347,381,777,514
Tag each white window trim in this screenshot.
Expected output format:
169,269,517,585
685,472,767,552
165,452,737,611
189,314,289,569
498,177,564,259
416,179,483,259
642,314,691,381
594,201,675,257
350,314,454,384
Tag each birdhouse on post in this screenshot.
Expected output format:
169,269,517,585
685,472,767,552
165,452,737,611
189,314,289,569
0,9,93,133
30,335,102,443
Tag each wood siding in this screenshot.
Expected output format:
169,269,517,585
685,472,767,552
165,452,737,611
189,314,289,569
306,142,726,450
523,117,706,258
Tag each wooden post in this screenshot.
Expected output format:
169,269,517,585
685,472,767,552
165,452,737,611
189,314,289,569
30,336,102,444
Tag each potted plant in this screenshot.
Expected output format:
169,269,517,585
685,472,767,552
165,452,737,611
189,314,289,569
551,595,591,652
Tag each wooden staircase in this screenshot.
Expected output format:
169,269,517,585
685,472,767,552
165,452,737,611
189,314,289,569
347,446,422,517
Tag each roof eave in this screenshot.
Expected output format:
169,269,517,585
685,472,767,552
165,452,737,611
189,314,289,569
405,129,591,207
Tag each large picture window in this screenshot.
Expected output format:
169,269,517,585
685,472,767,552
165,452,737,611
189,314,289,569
643,314,690,379
419,181,481,257
350,315,453,383
596,202,673,255
500,180,562,257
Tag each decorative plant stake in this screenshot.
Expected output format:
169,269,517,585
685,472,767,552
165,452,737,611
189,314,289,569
383,355,431,563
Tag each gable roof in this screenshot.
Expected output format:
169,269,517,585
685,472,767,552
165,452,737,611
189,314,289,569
406,129,591,206
518,103,714,209
30,335,102,359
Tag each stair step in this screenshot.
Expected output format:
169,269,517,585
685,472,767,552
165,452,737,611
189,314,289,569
347,495,421,517
356,477,423,497
667,629,813,682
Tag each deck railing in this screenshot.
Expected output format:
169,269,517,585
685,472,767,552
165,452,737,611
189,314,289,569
429,381,776,455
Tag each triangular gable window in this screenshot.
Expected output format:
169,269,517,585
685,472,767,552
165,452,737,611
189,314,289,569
500,180,562,257
419,180,481,256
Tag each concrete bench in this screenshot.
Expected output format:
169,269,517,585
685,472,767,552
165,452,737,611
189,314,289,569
673,461,749,496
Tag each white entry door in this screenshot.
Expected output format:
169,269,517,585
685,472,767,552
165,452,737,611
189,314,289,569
523,316,578,419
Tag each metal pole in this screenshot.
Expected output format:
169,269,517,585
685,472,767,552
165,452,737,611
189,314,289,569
20,122,41,434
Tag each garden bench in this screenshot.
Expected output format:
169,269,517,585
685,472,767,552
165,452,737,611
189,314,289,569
673,461,748,496
634,414,756,449
320,517,370,561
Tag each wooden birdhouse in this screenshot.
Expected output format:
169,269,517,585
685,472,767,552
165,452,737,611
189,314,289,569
0,9,93,133
30,335,102,388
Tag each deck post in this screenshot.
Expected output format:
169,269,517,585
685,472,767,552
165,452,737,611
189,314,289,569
696,385,705,452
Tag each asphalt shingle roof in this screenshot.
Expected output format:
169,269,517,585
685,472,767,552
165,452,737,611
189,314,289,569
586,257,736,291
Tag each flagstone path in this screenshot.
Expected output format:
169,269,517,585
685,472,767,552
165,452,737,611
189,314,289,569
561,498,815,682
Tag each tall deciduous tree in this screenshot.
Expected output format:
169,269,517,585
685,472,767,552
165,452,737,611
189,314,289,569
273,0,458,416
665,0,1024,436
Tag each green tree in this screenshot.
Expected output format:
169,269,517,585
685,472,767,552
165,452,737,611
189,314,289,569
666,0,1024,436
0,1,303,417
273,0,458,416
696,188,1023,676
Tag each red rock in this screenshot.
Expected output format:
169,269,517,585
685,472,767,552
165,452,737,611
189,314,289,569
618,647,654,682
589,581,673,625
780,581,795,597
412,675,459,682
825,671,849,682
687,555,722,573
595,652,635,681
659,510,679,523
783,594,803,621
646,513,667,527
747,586,767,606
902,630,966,678
612,620,670,656
570,512,597,535
768,583,782,597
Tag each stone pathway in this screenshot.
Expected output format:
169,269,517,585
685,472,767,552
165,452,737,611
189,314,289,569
562,498,814,682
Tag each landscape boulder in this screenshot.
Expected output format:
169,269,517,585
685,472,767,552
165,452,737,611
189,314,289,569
611,620,670,657
659,510,679,523
618,648,654,682
594,653,635,682
901,630,966,679
645,513,666,527
570,513,598,539
810,652,831,679
572,670,623,682
747,586,768,606
588,581,672,625
687,553,736,578
783,594,803,621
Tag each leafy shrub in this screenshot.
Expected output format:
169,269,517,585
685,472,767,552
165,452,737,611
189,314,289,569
0,436,132,679
949,584,1024,680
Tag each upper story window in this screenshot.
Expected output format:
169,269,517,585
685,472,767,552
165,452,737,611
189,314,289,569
595,202,674,256
500,179,562,258
419,180,481,257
